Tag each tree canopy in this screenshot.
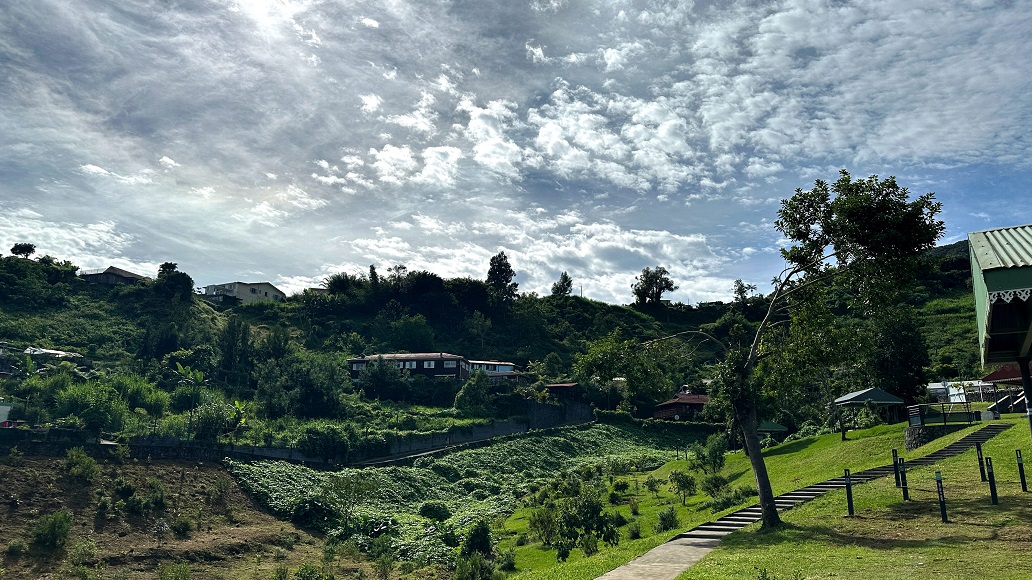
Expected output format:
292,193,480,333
708,170,944,530
631,266,677,305
551,272,573,298
486,251,518,304
10,243,36,258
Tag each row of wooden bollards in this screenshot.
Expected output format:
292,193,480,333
843,445,1029,523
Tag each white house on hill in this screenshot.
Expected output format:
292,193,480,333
202,281,286,305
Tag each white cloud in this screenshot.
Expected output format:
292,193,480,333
159,156,180,169
360,94,382,114
370,144,419,184
360,17,380,29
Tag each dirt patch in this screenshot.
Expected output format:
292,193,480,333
0,452,332,579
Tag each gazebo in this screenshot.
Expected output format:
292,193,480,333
833,387,905,439
969,224,1032,440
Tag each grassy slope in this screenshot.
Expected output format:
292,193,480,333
683,417,1032,579
507,421,988,580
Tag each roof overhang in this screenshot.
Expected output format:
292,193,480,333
969,225,1032,365
833,387,904,406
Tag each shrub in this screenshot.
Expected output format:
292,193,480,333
292,562,325,580
271,565,289,580
579,533,598,556
706,485,759,512
159,562,191,580
5,446,23,467
5,539,27,558
418,500,451,521
31,508,73,549
613,480,630,493
514,532,528,546
628,497,639,515
68,535,97,566
701,473,731,497
497,545,517,571
612,511,628,527
171,516,193,538
654,506,680,533
460,519,493,559
454,552,498,580
626,521,641,540
608,491,621,505
65,447,99,482
373,554,395,580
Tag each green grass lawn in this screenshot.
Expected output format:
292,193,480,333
682,417,1032,579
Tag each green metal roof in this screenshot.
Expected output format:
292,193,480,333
969,225,1032,270
969,224,1032,365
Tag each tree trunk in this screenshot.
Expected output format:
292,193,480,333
738,403,781,529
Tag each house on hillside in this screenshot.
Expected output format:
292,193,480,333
653,391,710,421
469,359,527,386
81,266,151,285
348,352,471,382
544,382,581,402
202,281,286,305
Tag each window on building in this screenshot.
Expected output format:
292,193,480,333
424,361,435,368
396,362,404,368
250,288,257,294
443,360,457,368
352,363,366,370
405,361,417,369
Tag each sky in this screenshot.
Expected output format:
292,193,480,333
2,0,1031,304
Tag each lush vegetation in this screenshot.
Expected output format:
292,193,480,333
0,232,994,578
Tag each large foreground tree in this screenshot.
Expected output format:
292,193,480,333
711,170,944,530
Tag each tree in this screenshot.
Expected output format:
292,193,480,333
358,355,410,401
322,470,373,534
706,170,943,529
573,330,685,412
10,243,36,258
154,262,194,299
454,370,491,417
631,266,677,305
551,272,573,298
668,470,697,505
465,310,492,351
486,251,518,304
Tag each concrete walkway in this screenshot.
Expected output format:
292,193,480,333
595,422,1012,579
596,537,719,580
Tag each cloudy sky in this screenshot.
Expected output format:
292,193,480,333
2,0,1030,304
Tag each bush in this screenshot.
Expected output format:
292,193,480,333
460,519,493,559
613,480,630,493
159,562,191,580
418,500,451,521
612,511,628,527
292,562,325,580
68,535,97,566
31,508,73,549
579,533,598,556
608,491,621,505
701,473,731,497
706,485,759,512
626,521,641,540
5,539,26,558
654,506,680,533
64,447,99,483
171,516,193,538
497,545,517,571
628,497,639,515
